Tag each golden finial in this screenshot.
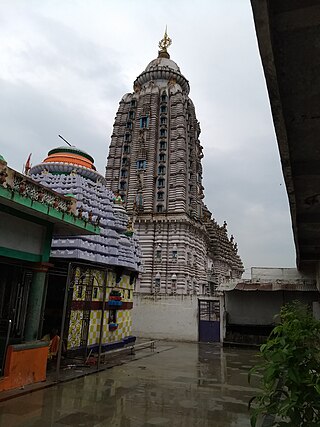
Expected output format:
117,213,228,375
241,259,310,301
158,26,172,58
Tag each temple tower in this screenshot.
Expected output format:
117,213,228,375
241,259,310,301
106,31,243,294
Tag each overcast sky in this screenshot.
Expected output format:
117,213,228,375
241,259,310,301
0,0,296,273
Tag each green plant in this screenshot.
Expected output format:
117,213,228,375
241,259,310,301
249,301,320,426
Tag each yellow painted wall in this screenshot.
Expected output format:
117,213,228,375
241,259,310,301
68,268,135,350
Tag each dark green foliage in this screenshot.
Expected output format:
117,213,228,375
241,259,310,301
249,301,320,426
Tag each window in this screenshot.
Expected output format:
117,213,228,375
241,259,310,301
124,133,131,142
158,165,165,174
160,105,167,113
124,145,130,154
160,128,167,137
126,121,132,129
131,99,136,108
172,245,178,261
136,160,146,170
120,181,127,190
158,178,165,188
127,289,131,299
157,204,163,213
154,273,161,292
121,169,128,178
93,287,98,299
157,191,164,201
160,141,167,150
136,192,143,208
128,111,135,119
161,93,167,102
140,116,149,128
171,274,177,293
156,250,161,260
122,157,128,166
159,153,165,162
160,116,167,125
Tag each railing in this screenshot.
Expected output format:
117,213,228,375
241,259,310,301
97,340,156,365
0,161,77,215
0,161,100,228
0,319,12,376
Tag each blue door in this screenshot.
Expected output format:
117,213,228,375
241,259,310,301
199,300,220,342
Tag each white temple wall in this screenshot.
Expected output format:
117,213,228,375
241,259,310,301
132,294,224,342
105,48,245,296
135,219,210,294
132,294,199,341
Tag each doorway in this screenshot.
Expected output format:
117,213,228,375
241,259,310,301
198,299,220,342
42,268,67,338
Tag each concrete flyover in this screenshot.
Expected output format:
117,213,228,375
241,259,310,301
251,0,320,281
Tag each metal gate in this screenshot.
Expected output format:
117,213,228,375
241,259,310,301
198,300,220,342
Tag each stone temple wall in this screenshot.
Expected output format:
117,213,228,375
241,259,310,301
135,217,208,295
105,43,244,295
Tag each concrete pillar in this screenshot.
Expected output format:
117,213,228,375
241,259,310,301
24,264,49,341
313,302,320,320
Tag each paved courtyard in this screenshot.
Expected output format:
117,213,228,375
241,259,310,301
0,342,260,427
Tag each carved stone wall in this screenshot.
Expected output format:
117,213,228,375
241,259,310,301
105,50,244,294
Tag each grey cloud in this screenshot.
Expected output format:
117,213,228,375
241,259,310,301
203,141,296,269
0,0,297,271
0,79,109,171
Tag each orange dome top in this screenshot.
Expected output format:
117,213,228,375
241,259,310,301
43,146,96,170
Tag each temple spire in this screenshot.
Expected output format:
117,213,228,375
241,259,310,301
158,26,172,59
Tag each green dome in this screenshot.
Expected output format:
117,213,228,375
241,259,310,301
47,146,94,163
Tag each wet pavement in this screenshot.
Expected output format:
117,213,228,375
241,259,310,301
0,342,260,427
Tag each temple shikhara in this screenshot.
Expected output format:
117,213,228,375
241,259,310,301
106,30,244,295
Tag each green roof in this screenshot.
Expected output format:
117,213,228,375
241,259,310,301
48,146,94,163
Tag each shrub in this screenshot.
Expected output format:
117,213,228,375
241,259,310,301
249,301,320,426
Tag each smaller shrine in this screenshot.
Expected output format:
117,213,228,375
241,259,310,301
0,153,98,391
30,145,141,358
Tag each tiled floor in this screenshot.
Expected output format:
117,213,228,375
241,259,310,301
0,342,260,426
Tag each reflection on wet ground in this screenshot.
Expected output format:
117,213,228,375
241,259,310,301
0,342,260,427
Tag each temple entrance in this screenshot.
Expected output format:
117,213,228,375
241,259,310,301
42,264,68,339
198,300,220,343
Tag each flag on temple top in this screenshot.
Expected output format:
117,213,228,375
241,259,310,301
24,153,32,175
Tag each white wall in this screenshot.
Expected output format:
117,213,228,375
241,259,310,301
132,294,199,341
0,211,46,254
251,267,314,283
132,294,224,342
